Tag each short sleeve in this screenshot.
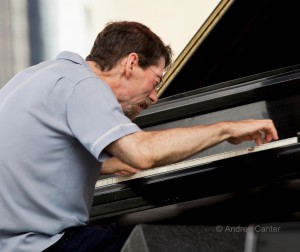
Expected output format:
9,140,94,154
66,78,141,161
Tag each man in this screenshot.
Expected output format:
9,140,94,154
0,21,278,251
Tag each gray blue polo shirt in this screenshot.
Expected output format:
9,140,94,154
0,51,141,251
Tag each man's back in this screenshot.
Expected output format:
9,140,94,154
0,52,103,251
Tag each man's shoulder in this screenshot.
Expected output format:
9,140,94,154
49,51,97,84
55,51,85,65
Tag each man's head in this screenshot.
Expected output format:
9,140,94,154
86,21,172,71
86,21,173,120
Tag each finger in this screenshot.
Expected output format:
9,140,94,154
114,171,128,176
263,132,274,144
115,171,133,176
265,120,278,140
125,167,139,173
250,130,265,146
116,167,139,176
254,133,263,146
254,138,262,146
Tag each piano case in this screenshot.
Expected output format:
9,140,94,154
91,0,300,228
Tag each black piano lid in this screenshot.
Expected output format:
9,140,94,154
134,64,300,128
133,0,300,128
158,0,300,98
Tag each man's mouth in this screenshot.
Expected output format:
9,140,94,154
138,99,151,110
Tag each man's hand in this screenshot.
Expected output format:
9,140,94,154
226,119,278,146
101,157,140,176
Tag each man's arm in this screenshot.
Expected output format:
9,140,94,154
105,119,278,170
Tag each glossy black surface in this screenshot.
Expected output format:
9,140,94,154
91,67,300,224
92,140,300,225
135,65,300,131
161,0,300,97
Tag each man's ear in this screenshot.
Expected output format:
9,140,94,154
123,53,139,78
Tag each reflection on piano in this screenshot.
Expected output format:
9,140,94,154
91,0,300,227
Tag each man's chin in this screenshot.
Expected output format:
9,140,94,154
124,110,139,121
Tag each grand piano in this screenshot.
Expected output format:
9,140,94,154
91,0,300,228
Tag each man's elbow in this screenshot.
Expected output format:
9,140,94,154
130,152,156,170
133,159,155,170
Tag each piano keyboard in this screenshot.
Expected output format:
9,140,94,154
95,137,298,188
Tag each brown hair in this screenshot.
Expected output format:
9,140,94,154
86,21,172,71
